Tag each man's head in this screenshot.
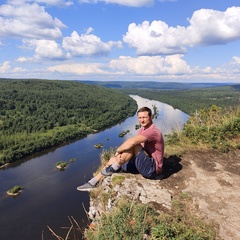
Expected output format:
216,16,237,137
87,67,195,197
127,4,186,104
137,107,153,128
137,107,152,117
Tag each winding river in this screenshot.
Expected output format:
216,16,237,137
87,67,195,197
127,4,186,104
0,95,188,240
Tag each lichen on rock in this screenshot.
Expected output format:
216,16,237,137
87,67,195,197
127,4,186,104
88,173,173,221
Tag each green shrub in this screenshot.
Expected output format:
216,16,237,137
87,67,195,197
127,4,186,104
84,198,216,240
85,200,159,240
166,105,240,152
8,185,22,194
55,161,68,170
112,175,125,186
100,147,117,165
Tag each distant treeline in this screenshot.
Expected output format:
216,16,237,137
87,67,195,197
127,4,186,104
120,85,240,115
78,80,233,90
0,79,137,165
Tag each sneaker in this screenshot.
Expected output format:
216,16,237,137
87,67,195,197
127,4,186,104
101,165,121,177
77,182,96,191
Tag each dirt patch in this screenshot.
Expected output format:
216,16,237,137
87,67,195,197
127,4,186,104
161,149,240,240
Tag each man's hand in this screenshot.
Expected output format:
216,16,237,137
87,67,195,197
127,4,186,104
115,151,121,157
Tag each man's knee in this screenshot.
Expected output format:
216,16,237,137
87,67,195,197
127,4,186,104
133,144,143,155
118,150,133,164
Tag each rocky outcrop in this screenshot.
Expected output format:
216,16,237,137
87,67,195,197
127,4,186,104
88,173,173,221
88,149,240,240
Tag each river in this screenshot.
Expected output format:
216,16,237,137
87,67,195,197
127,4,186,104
0,95,188,240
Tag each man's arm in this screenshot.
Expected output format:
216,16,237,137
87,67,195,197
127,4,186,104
116,134,147,154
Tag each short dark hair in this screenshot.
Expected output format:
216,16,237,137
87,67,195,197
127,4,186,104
137,107,152,117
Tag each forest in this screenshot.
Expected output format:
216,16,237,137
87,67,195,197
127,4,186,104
120,85,240,115
0,79,137,166
79,80,232,90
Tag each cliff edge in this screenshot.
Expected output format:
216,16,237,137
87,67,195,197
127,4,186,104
88,149,240,240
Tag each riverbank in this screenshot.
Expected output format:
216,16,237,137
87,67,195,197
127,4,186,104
0,163,9,169
0,79,138,167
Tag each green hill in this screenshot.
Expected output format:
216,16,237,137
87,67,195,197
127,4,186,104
120,85,240,115
78,80,234,90
0,79,137,165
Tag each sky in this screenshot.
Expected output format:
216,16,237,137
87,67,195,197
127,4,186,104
0,0,240,83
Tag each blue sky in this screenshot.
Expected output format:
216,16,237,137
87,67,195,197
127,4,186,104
0,0,240,83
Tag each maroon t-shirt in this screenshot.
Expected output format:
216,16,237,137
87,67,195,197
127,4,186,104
138,123,164,173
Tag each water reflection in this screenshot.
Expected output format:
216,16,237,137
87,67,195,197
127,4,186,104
130,95,188,136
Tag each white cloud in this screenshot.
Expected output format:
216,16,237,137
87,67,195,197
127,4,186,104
0,60,26,73
16,56,34,62
34,0,73,7
0,61,11,73
0,2,65,39
16,27,122,61
48,62,109,74
78,0,154,7
6,0,73,7
232,56,240,65
4,53,240,82
62,29,122,57
46,54,240,82
227,56,240,73
123,7,240,55
12,66,27,72
123,20,187,55
188,7,240,45
22,39,65,60
109,55,191,75
48,55,192,76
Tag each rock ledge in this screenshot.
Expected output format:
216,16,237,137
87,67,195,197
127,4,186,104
88,173,173,221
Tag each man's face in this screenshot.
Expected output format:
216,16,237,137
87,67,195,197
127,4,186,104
138,111,152,128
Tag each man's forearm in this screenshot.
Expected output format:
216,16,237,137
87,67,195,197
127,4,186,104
117,138,135,153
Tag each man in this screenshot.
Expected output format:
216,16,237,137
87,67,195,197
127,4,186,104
77,106,164,191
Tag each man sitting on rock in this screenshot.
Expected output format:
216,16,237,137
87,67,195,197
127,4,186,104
77,106,164,191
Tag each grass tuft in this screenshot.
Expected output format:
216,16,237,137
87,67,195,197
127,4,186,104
166,105,240,153
84,196,216,240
